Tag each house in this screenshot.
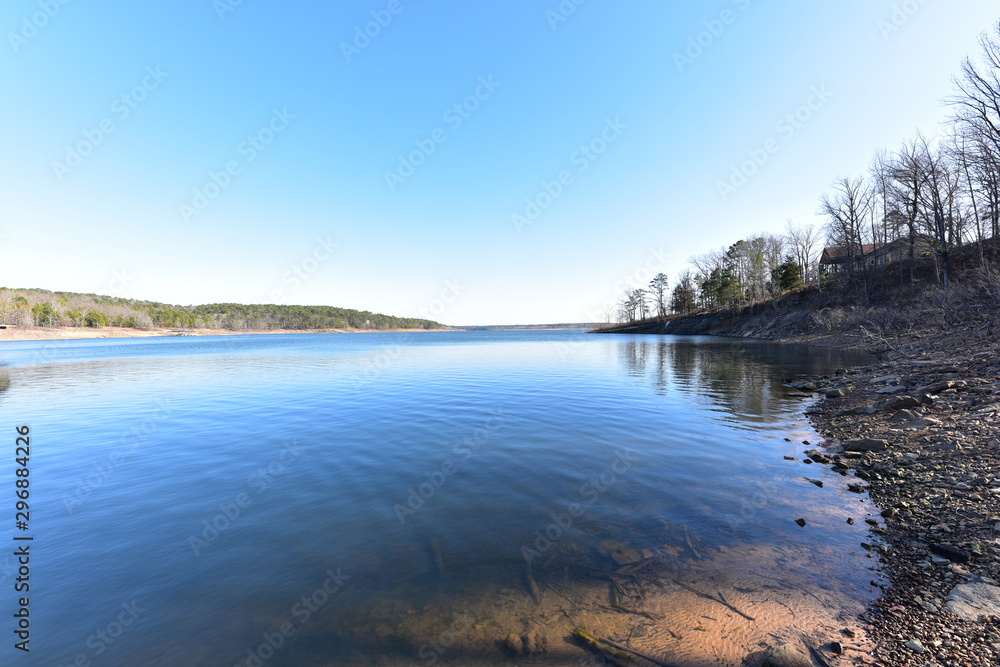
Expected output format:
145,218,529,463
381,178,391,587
820,238,931,274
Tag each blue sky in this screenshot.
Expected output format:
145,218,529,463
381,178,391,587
1,1,998,325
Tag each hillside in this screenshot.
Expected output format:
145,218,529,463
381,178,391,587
0,287,443,332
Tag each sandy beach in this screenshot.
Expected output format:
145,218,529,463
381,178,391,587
0,326,455,343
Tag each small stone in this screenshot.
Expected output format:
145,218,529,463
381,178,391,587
904,639,926,653
794,518,807,527
503,633,524,655
847,518,855,525
522,632,545,654
761,642,812,667
830,641,844,655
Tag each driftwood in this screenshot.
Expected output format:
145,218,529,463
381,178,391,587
572,627,681,667
669,578,756,622
796,633,835,667
524,560,542,604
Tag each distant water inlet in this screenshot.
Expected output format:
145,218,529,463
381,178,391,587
0,331,880,665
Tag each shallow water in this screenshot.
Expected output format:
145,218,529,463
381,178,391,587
0,331,882,665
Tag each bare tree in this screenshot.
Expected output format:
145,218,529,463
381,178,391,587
821,175,875,303
785,220,821,283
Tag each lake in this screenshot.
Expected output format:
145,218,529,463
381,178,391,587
0,330,881,666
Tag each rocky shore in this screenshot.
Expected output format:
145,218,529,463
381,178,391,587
791,330,1000,666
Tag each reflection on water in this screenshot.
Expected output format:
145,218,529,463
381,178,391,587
0,331,880,665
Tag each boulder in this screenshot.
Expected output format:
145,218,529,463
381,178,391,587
761,643,812,667
875,384,909,394
930,543,970,563
881,395,921,412
946,582,1000,622
844,438,889,453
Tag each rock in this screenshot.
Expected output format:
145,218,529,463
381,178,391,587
830,641,844,655
946,582,1000,621
904,639,926,653
825,387,851,398
881,395,921,412
597,540,642,565
804,449,831,464
892,417,942,430
794,518,807,527
889,409,921,422
787,380,816,391
875,384,909,394
845,438,889,453
926,441,962,452
761,643,812,667
930,543,970,563
804,478,824,488
847,483,865,493
870,375,899,384
831,407,865,417
522,632,545,654
503,633,524,655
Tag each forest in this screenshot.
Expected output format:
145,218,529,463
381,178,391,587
0,288,442,331
615,21,1000,325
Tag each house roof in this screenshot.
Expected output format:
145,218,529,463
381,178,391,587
820,243,884,264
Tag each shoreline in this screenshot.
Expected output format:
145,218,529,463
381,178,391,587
778,327,1000,665
0,325,461,343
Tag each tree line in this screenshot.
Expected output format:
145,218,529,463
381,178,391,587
613,20,1000,324
0,288,442,331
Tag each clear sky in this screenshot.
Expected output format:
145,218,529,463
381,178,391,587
1,1,998,325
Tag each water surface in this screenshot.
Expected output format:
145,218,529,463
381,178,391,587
0,331,880,666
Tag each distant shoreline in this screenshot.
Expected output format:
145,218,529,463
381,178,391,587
0,325,461,343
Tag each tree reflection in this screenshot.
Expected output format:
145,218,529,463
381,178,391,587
615,336,871,424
